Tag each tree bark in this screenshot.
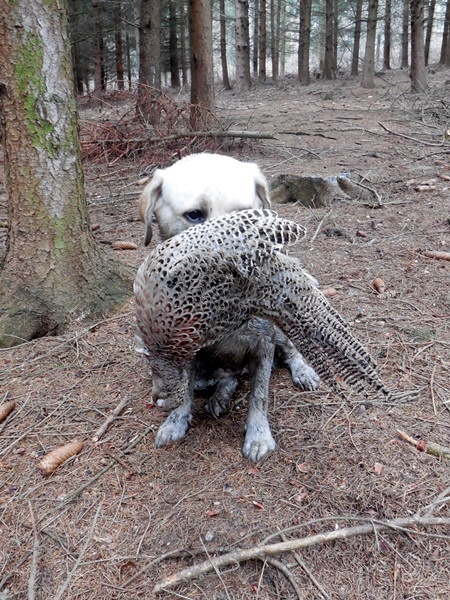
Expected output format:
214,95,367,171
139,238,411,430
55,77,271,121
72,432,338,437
424,0,436,66
169,0,181,88
0,0,133,348
235,0,252,92
361,0,378,88
138,0,161,121
114,0,124,90
252,0,259,75
190,0,215,126
298,0,311,85
439,0,450,66
401,0,409,68
383,0,391,69
93,0,104,101
270,0,279,81
351,0,363,76
323,0,334,79
219,0,231,89
259,0,267,81
410,0,428,91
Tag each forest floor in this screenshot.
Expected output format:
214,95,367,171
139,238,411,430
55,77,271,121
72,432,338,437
1,67,450,599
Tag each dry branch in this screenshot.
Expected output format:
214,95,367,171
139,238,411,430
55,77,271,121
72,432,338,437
397,429,450,460
153,516,450,593
92,397,130,442
378,122,445,147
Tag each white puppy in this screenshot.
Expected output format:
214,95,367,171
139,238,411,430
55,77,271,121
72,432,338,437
137,153,319,461
139,153,271,245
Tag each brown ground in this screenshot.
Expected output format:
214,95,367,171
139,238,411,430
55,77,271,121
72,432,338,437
1,68,450,599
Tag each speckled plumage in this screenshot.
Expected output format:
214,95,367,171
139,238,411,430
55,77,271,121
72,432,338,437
134,209,387,459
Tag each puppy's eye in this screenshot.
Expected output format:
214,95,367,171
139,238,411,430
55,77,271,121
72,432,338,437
184,210,205,224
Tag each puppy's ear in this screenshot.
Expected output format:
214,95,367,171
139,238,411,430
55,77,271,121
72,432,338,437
139,171,164,246
254,171,271,208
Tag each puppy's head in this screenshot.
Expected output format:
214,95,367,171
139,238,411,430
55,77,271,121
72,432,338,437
138,154,271,246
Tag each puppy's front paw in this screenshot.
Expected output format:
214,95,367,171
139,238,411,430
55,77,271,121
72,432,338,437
155,410,192,447
290,361,320,391
243,421,276,462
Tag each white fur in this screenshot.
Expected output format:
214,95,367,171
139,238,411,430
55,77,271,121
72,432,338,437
139,153,271,245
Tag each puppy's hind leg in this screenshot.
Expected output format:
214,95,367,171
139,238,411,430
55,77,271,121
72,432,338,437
205,375,239,418
274,328,320,391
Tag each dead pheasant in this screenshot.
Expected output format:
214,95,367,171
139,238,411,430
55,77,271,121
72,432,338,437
134,209,388,459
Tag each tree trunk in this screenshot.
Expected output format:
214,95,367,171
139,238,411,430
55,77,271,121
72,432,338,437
439,0,450,66
138,0,161,121
361,0,378,88
401,0,409,68
180,1,189,85
270,0,280,81
169,0,181,88
298,0,311,85
235,0,252,92
323,0,334,79
351,0,363,76
125,27,133,90
219,0,231,89
332,0,338,75
253,0,259,75
424,0,436,65
114,0,124,90
190,0,215,126
93,0,104,101
383,0,391,69
0,0,133,348
68,4,84,95
410,0,428,91
259,0,267,81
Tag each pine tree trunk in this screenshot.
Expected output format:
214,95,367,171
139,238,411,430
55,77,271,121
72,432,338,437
235,0,252,92
259,0,267,81
114,0,124,90
323,0,334,79
410,0,428,91
169,0,181,88
401,0,409,68
298,0,311,85
138,0,161,121
439,0,450,66
93,0,104,101
219,0,231,89
383,0,391,69
424,0,436,65
0,0,133,348
190,0,215,126
253,0,259,75
351,0,363,76
361,0,378,88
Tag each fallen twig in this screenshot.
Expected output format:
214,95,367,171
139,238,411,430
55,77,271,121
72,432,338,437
153,516,450,593
310,208,332,243
27,502,40,600
54,502,103,600
281,533,330,600
265,556,303,599
378,122,444,147
92,397,130,442
397,429,450,460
